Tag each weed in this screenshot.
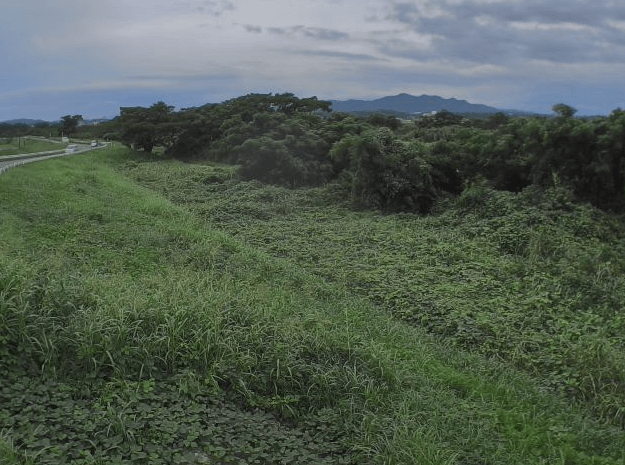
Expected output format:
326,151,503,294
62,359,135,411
1,148,624,464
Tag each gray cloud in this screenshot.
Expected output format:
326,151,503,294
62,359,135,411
302,27,349,41
267,26,349,41
385,0,625,65
122,72,240,84
244,24,262,33
368,37,433,62
268,27,286,35
1,0,623,120
392,0,625,28
195,0,236,16
293,50,381,61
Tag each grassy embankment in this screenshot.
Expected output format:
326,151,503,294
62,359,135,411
0,139,66,157
123,156,625,427
1,146,624,464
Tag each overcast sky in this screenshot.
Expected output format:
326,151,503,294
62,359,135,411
2,0,624,121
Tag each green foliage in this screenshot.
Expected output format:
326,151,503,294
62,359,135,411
59,114,83,137
118,102,180,152
235,137,302,186
364,113,401,130
0,372,348,464
478,118,540,191
415,110,465,128
124,157,625,430
477,112,510,130
15,93,624,211
332,128,438,212
3,148,625,463
79,93,625,212
596,109,625,208
224,114,334,187
552,103,578,118
0,122,62,139
526,112,624,209
129,93,338,188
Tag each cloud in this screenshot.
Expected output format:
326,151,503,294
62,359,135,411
384,0,625,65
293,50,382,61
390,0,625,28
1,0,624,120
267,27,286,34
192,0,236,16
243,24,262,33
267,25,349,40
302,27,349,40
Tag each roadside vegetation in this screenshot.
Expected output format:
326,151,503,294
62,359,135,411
1,93,625,463
0,138,66,157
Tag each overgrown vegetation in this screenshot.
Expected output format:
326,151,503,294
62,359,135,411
3,93,623,210
2,92,625,463
0,148,623,463
0,150,625,464
99,95,625,213
122,156,625,428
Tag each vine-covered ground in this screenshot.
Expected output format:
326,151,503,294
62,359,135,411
1,147,624,464
123,154,625,428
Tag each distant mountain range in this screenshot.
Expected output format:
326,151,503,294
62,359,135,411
330,93,534,116
2,94,539,125
0,118,49,126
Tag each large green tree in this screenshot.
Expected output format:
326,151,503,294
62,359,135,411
59,115,83,137
552,103,578,118
118,102,180,152
596,109,625,208
331,127,437,212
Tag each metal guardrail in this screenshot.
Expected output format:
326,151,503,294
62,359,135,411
0,152,67,175
0,149,66,162
0,144,107,176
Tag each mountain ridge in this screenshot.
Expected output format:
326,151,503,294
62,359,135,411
331,93,526,115
0,118,50,126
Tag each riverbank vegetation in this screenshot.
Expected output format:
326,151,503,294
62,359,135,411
1,93,625,463
105,94,625,213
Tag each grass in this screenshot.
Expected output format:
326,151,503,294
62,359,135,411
122,157,625,428
0,138,65,157
1,147,624,464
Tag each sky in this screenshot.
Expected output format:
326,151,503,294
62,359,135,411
1,0,624,121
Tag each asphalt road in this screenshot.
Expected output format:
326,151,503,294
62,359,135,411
0,144,94,175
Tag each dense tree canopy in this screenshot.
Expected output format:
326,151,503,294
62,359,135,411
59,115,83,137
92,94,625,213
118,102,179,152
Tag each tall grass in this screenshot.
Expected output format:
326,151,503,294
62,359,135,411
121,157,625,428
1,148,624,464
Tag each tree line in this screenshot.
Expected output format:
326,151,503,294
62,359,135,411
3,94,624,212
112,95,624,212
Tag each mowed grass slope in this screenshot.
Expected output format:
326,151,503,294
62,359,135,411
1,147,624,464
